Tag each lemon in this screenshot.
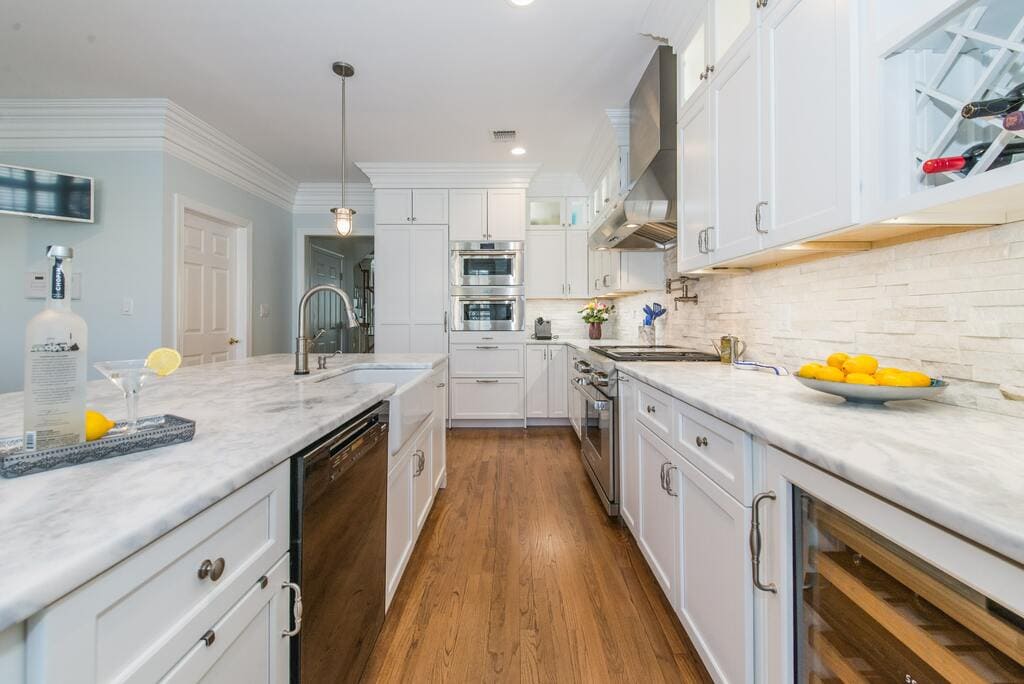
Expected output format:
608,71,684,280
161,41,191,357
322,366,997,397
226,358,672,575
842,354,879,376
879,372,915,387
826,353,849,369
845,373,878,386
798,363,823,379
902,371,932,387
814,366,846,383
146,347,182,377
85,410,116,441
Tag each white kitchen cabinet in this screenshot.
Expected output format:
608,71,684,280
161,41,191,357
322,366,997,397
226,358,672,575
449,343,524,378
375,224,448,353
449,189,488,241
714,0,756,65
759,0,855,246
432,370,447,491
678,94,713,273
565,230,589,298
636,424,682,606
525,229,568,298
679,0,757,112
386,435,415,606
411,424,434,535
528,197,565,229
449,378,525,420
568,349,583,438
589,248,621,296
525,345,568,419
617,373,639,534
486,189,526,240
679,13,709,110
566,196,590,229
374,189,449,225
677,455,752,684
619,252,665,292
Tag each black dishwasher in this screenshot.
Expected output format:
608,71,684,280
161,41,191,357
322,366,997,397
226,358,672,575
290,401,389,683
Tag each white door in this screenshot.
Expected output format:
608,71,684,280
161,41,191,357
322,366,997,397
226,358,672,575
306,245,344,353
486,189,526,240
527,197,565,229
714,0,756,67
618,376,639,534
449,189,487,241
525,345,549,418
677,456,752,684
525,229,567,298
678,94,712,273
568,352,582,438
411,428,434,534
411,189,449,224
386,448,415,608
679,10,709,111
410,225,448,353
600,249,620,291
564,230,589,299
711,38,762,262
546,345,568,418
565,196,590,229
375,189,413,225
637,424,681,606
180,209,238,366
761,0,854,246
432,373,447,490
620,252,664,292
374,226,412,353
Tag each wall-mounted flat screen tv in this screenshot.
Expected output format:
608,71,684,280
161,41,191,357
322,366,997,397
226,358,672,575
0,163,94,223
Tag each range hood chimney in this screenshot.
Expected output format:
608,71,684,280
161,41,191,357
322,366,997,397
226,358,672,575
590,45,677,250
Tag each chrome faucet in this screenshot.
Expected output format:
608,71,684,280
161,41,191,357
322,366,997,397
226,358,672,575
295,285,360,375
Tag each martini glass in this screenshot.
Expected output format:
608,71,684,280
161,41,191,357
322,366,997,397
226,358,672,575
94,360,159,433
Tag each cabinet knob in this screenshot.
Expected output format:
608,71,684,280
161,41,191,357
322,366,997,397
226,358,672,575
695,436,708,448
198,557,226,581
646,405,656,414
200,629,216,647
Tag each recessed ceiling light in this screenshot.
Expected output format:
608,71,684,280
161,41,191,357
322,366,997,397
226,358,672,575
510,146,527,156
507,0,535,6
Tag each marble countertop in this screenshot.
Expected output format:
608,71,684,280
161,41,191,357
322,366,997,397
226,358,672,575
615,362,1024,566
0,352,445,631
524,337,619,349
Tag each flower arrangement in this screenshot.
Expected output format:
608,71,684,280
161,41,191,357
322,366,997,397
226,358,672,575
578,300,614,323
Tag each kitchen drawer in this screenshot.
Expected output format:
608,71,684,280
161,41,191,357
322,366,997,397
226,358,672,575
449,344,524,378
674,400,751,503
449,330,527,344
27,462,289,683
636,382,673,443
450,378,524,419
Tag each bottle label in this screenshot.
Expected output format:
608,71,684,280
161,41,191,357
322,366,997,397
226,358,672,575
51,260,65,300
25,333,83,449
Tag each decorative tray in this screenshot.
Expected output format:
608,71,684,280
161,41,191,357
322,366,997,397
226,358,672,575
794,376,948,404
0,415,195,479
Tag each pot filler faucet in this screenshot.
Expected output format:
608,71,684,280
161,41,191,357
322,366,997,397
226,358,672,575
295,285,360,375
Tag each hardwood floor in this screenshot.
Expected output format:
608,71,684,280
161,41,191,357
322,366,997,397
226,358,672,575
362,427,712,683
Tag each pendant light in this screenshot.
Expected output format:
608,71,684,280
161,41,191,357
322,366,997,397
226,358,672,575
331,61,356,236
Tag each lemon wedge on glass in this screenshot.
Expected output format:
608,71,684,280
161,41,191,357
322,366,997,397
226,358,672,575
145,348,182,377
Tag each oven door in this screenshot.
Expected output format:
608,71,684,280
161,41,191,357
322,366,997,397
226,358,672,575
579,382,616,513
450,291,525,331
450,243,524,287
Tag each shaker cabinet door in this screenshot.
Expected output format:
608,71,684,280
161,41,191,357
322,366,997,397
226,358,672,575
525,345,550,418
546,345,568,418
375,189,413,225
636,424,681,606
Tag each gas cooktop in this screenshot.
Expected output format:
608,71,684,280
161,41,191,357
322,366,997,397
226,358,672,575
589,345,720,362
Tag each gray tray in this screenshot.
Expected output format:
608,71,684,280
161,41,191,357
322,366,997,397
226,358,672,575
0,415,196,478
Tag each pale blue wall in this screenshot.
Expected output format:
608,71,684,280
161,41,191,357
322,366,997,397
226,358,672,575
0,151,165,392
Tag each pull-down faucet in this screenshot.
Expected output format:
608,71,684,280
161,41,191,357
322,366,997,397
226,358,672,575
295,285,360,375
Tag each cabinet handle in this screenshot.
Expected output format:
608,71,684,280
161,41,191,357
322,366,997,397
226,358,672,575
476,379,499,383
436,382,446,388
200,629,216,647
697,229,706,254
695,436,708,448
705,226,716,252
706,64,715,76
476,345,499,350
443,311,448,333
660,461,670,492
646,404,656,414
755,201,769,234
665,465,679,497
413,449,425,476
411,216,417,222
603,274,610,286
567,283,571,295
750,491,778,594
197,557,226,582
281,581,304,637
406,217,411,223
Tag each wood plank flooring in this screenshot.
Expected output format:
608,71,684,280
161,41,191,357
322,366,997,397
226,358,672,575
362,427,712,683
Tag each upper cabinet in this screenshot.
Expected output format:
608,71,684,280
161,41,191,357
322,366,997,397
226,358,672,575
679,0,757,112
448,189,526,241
375,189,449,225
527,196,591,230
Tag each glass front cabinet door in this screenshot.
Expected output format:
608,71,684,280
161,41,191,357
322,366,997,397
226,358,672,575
761,446,1024,683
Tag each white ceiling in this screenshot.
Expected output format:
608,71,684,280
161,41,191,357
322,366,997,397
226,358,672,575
1,0,660,182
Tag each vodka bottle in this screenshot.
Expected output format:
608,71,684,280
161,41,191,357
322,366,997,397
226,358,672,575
23,245,88,450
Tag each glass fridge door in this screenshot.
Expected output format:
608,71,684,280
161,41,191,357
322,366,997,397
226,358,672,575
793,488,1024,683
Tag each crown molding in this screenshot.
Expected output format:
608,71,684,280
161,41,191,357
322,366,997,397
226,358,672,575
292,182,375,214
0,98,298,210
605,108,630,148
527,172,587,197
355,161,541,189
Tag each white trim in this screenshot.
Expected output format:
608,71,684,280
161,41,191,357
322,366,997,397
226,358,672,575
355,161,540,189
526,172,587,197
605,108,631,147
291,220,374,332
292,182,374,214
172,195,253,361
0,99,298,210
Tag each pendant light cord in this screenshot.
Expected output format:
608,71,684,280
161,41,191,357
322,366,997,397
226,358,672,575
341,74,347,209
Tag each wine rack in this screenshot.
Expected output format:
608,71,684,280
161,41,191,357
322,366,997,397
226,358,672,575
887,0,1024,189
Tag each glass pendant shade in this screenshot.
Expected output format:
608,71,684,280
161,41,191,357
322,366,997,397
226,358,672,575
332,207,355,236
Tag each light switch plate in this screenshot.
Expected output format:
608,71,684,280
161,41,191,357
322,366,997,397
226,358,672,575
120,297,134,316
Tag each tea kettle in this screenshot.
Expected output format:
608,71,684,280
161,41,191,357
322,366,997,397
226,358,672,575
712,335,746,364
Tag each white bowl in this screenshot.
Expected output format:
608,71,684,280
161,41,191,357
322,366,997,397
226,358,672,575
794,376,948,403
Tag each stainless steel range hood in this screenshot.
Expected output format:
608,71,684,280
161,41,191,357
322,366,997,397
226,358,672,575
590,45,677,251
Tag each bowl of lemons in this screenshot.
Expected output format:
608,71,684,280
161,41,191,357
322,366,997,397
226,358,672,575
794,353,947,404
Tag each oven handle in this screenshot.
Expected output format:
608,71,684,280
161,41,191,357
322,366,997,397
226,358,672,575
455,250,521,257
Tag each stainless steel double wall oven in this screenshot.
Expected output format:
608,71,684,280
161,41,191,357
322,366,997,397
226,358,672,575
449,241,524,331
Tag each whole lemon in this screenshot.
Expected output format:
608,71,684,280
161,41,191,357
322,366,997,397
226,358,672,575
842,354,879,376
879,372,915,387
826,353,849,369
798,363,823,379
902,371,932,387
845,373,878,385
874,367,900,378
815,366,846,383
85,410,116,441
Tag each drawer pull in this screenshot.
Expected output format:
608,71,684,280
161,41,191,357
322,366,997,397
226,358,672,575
281,582,303,638
200,629,216,647
475,345,499,350
476,379,499,384
198,557,226,582
695,436,708,448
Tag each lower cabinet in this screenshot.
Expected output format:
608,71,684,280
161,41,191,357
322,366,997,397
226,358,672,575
525,344,568,419
568,348,584,438
617,374,639,533
432,372,447,490
412,427,434,534
636,423,682,606
450,378,524,419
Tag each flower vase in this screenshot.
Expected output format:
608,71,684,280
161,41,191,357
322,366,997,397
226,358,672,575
588,322,603,340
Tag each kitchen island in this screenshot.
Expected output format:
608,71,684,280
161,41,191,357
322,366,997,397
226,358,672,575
0,352,445,634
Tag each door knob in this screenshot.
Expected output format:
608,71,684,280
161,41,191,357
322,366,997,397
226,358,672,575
228,337,240,345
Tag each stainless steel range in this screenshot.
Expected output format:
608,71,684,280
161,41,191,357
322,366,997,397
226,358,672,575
570,345,718,515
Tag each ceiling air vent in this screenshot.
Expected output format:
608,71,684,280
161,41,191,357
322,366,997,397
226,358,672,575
490,129,517,143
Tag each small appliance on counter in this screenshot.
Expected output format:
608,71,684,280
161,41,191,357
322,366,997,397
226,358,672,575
532,317,553,340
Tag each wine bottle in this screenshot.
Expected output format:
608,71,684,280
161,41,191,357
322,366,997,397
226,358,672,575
922,141,1024,175
23,245,88,450
1004,110,1024,131
961,83,1024,119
